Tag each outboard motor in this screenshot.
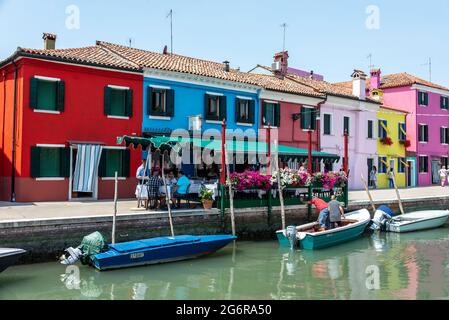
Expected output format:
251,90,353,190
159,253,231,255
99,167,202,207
285,226,298,249
370,205,394,231
60,247,83,265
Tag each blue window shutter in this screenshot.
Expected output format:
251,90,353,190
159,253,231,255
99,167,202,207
219,96,227,121
235,98,240,123
166,89,175,117
275,104,280,127
249,100,255,124
147,87,153,115
104,86,111,115
30,78,39,109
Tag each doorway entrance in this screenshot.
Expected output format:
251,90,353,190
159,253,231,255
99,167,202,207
68,144,101,200
431,159,440,184
367,158,374,186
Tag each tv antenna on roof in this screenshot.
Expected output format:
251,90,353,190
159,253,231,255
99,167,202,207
421,57,432,82
166,9,173,54
367,53,373,70
127,37,134,48
280,23,288,52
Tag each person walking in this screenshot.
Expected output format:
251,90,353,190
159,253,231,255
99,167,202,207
388,168,395,189
439,165,448,187
369,166,378,189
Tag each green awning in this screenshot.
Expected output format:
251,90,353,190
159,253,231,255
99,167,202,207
117,135,340,162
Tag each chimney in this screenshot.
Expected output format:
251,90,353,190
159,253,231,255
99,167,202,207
309,70,314,79
370,68,381,90
351,69,367,100
163,45,168,55
273,51,289,79
223,61,230,72
43,33,57,50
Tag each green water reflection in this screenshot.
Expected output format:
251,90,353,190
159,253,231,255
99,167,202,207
1,228,449,300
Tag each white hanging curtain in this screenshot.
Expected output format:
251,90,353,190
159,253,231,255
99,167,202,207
73,144,103,193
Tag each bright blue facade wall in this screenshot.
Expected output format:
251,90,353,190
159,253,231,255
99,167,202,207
142,77,260,134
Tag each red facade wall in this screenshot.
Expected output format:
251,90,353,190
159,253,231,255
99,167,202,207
0,58,143,202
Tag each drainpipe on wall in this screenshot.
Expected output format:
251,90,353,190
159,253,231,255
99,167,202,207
1,70,6,180
316,99,326,170
10,61,18,202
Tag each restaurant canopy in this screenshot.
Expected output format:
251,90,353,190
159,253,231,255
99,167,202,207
117,135,340,163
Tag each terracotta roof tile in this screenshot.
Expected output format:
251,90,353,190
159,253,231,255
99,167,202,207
335,72,449,91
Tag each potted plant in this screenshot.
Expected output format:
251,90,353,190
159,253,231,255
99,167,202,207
399,139,411,148
380,136,393,145
199,188,214,209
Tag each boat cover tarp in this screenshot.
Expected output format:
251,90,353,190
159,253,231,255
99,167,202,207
109,235,201,253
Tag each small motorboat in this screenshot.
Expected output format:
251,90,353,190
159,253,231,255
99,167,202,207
0,248,26,273
61,232,236,271
276,209,371,250
385,210,449,233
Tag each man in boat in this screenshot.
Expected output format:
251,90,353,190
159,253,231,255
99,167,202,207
328,195,345,229
309,197,330,231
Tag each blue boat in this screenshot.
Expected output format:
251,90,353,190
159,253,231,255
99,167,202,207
91,234,236,271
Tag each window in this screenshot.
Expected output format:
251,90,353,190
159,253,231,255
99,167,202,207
29,77,65,112
418,124,428,142
235,98,255,123
323,114,332,135
367,120,374,139
30,146,70,178
343,116,350,135
441,127,449,144
205,94,226,121
104,86,133,117
378,120,388,139
419,156,428,173
418,91,428,106
442,157,449,169
301,107,317,130
378,156,387,173
146,87,174,117
398,123,406,141
262,101,280,127
441,96,449,110
98,149,130,178
398,157,406,173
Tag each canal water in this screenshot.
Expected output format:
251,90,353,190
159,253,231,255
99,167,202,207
1,228,449,300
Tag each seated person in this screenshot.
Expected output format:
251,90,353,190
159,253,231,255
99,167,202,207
172,171,191,207
166,170,178,186
328,195,345,228
309,197,330,231
147,168,164,209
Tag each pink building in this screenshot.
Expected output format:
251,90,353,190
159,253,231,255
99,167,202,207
369,71,449,186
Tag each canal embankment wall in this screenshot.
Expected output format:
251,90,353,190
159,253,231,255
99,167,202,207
1,195,449,264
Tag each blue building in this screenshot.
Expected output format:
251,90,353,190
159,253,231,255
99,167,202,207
142,68,261,176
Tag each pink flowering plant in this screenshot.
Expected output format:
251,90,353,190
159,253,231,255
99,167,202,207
227,171,272,191
310,171,348,189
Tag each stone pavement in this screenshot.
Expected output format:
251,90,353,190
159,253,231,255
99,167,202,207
0,186,448,222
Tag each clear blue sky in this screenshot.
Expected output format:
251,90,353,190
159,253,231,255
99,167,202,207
1,0,449,85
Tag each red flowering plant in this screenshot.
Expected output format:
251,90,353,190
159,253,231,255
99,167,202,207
310,171,348,189
399,139,411,148
380,136,393,145
228,171,272,191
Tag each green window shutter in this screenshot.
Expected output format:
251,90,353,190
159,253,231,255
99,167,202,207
30,78,39,109
300,107,307,129
425,125,428,141
275,103,280,127
30,146,41,178
261,102,267,125
219,96,227,121
147,87,153,115
310,109,317,130
98,150,107,177
441,97,444,109
166,89,175,117
104,86,111,115
60,147,70,177
424,93,428,105
122,149,131,177
56,80,65,112
249,100,255,124
235,98,241,123
125,89,133,117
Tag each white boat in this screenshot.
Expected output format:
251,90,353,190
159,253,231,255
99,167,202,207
385,210,449,233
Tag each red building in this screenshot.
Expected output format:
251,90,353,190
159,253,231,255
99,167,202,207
0,34,143,202
253,52,325,168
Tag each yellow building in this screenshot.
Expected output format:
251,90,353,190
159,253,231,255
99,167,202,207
376,106,407,188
